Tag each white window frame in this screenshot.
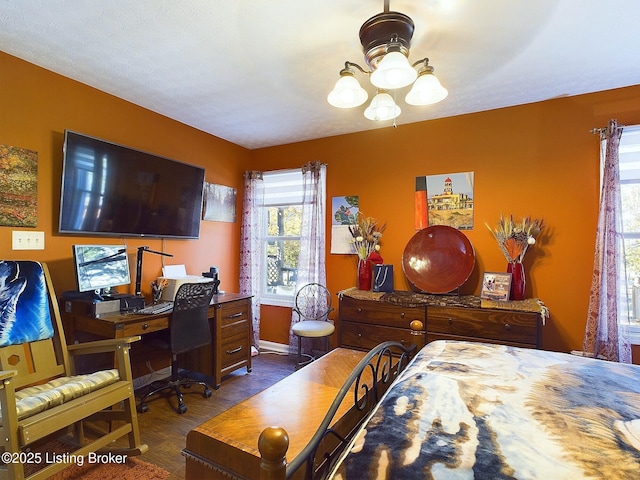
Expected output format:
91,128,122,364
617,125,640,344
260,169,304,308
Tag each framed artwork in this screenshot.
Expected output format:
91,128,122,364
203,182,237,222
330,195,359,254
415,171,474,230
0,145,38,227
480,272,512,301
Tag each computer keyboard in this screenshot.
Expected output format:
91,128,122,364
134,301,173,315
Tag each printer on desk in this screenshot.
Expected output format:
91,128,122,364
159,275,213,301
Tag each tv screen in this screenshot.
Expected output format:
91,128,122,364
59,130,205,238
72,244,131,294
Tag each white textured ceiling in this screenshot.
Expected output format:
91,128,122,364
1,0,639,149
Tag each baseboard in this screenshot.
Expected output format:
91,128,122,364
259,340,289,355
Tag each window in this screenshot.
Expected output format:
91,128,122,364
261,170,304,307
618,125,640,342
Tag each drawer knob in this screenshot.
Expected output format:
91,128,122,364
358,333,362,338
448,318,453,325
400,312,405,319
504,323,511,330
142,323,149,330
357,308,362,313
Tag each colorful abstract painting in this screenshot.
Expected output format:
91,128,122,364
0,145,38,227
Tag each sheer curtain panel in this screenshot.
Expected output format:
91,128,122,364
240,171,264,348
289,162,327,355
583,119,632,362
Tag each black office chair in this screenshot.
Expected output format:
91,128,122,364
137,281,216,414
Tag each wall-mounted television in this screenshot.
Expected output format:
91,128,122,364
59,130,205,239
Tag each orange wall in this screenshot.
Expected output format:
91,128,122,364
0,51,250,297
252,85,640,354
3,49,640,356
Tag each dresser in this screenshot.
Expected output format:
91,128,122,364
339,289,544,350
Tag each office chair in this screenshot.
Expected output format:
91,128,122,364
291,283,335,369
138,281,216,414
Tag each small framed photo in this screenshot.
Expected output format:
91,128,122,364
480,272,512,301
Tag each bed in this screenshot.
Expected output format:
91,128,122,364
258,340,640,479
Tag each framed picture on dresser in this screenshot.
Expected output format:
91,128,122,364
480,271,511,301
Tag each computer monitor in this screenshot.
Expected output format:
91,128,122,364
72,245,131,296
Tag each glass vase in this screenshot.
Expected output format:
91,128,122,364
507,261,526,300
357,259,372,291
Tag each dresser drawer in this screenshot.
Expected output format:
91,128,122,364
340,296,425,328
341,321,424,351
427,306,540,347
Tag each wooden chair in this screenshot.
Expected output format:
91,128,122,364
0,261,147,480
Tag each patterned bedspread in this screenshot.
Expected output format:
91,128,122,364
330,340,640,479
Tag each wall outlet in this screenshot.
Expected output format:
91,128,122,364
12,231,45,250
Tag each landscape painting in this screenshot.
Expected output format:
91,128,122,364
0,145,38,227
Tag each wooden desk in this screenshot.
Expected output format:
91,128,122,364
61,293,252,388
183,348,368,480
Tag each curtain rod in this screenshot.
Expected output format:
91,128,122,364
590,123,626,135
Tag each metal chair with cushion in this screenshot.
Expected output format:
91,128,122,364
137,281,215,414
291,283,335,369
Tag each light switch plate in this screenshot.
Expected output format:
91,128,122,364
12,231,45,250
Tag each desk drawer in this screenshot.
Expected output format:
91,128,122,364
221,333,249,370
427,306,539,347
340,296,425,328
218,301,249,328
122,316,169,336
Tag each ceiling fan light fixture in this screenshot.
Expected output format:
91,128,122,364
364,92,401,121
329,1,447,122
405,65,448,106
327,71,369,108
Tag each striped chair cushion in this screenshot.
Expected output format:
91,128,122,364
0,369,120,425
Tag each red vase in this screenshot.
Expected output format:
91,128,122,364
507,262,526,300
358,259,372,290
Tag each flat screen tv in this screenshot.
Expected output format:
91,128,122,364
59,130,205,238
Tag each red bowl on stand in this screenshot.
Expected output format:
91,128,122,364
402,225,475,294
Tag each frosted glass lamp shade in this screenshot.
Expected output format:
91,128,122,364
364,92,401,121
405,71,448,105
370,51,417,89
327,75,368,108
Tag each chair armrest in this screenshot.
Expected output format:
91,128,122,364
0,370,17,382
67,336,142,356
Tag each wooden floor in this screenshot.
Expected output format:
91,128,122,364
133,351,297,479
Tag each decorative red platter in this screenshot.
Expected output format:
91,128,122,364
402,225,475,294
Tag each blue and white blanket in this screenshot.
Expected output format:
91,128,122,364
331,340,640,479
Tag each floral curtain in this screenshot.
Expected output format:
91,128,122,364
239,171,264,349
289,162,327,355
583,119,631,362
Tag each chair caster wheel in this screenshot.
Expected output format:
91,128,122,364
177,403,187,414
137,403,149,414
203,388,212,398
